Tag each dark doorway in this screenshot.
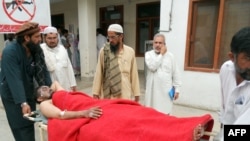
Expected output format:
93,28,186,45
99,5,123,37
136,2,160,57
51,14,65,28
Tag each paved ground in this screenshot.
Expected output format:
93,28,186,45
0,73,220,141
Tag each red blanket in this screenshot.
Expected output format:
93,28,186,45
48,91,214,141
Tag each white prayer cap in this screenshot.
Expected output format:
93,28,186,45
107,24,123,33
43,26,58,34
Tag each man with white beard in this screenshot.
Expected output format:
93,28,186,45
41,26,76,91
144,33,182,114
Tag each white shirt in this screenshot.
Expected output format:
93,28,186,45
219,60,250,125
40,43,76,90
234,108,250,124
144,50,181,114
96,34,106,57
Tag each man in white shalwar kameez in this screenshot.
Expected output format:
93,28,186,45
145,33,181,114
96,28,107,59
40,26,77,91
213,27,250,141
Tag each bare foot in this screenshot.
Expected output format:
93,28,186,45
193,124,204,141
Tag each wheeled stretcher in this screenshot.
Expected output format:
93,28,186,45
23,110,217,141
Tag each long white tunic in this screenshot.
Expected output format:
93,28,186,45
219,60,250,125
144,50,181,114
96,34,106,58
40,43,76,90
216,60,250,141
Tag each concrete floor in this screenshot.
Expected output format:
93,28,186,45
0,72,220,141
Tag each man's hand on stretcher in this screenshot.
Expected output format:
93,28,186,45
21,102,32,115
58,107,103,120
23,107,103,120
54,106,103,120
83,107,103,119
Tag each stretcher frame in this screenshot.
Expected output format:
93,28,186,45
23,111,217,141
23,111,48,141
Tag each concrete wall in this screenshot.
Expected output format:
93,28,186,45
159,0,220,110
50,0,79,34
0,34,4,57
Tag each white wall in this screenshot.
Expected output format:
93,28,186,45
77,0,97,78
50,0,79,34
0,34,4,57
48,0,221,111
160,0,220,110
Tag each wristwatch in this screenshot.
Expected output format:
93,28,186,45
21,102,28,107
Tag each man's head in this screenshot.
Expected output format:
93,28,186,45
97,28,105,36
15,22,42,54
107,24,124,54
62,29,69,37
229,27,250,80
35,86,54,103
43,26,59,48
55,25,63,35
6,33,15,41
153,33,166,54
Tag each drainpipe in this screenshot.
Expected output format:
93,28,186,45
158,0,173,32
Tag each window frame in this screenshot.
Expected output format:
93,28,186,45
135,2,160,57
99,5,124,37
184,0,225,73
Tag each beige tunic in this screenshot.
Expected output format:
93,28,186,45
92,44,140,100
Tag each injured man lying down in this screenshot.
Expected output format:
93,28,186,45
34,81,214,141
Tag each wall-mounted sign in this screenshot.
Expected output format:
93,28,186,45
0,0,51,33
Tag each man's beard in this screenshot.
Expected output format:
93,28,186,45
235,61,250,81
154,48,160,54
110,43,119,54
26,41,42,55
153,45,161,54
46,40,58,48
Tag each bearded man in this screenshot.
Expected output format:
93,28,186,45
144,33,182,114
92,24,140,102
0,22,52,141
40,26,76,91
214,26,250,141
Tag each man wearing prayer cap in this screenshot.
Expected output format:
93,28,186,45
0,22,52,141
40,26,76,91
92,24,141,102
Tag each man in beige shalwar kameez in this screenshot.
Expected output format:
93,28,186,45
92,24,140,102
